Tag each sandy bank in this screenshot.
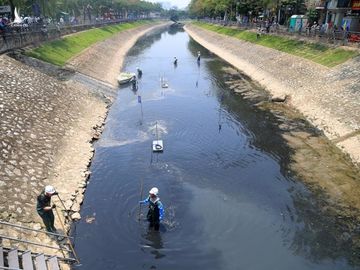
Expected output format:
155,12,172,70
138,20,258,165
185,24,360,166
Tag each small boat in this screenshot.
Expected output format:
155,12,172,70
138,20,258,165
117,72,136,85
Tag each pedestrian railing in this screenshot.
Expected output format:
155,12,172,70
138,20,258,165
0,17,158,54
0,220,76,268
200,19,360,47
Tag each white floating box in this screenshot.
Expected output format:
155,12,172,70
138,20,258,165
152,140,164,152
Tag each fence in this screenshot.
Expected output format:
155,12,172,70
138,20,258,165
201,18,360,47
0,18,147,54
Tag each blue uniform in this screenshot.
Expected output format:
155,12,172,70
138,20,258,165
140,196,164,230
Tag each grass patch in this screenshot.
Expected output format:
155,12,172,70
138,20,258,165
26,21,148,66
193,22,358,67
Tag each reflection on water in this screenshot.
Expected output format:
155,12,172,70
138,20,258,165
141,230,165,259
72,26,360,270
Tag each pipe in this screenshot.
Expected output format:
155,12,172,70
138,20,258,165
1,247,76,263
56,194,72,222
0,220,72,239
0,266,22,270
138,178,144,222
0,235,70,252
54,207,80,264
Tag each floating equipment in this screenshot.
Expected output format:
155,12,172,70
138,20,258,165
160,76,169,88
152,122,163,152
152,140,163,152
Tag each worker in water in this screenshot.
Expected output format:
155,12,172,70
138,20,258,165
137,67,142,78
197,51,201,62
139,187,164,231
132,78,138,91
173,57,178,65
36,185,58,233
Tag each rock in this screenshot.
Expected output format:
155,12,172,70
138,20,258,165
71,203,81,212
33,223,42,230
71,212,81,221
271,94,288,103
76,194,84,205
1,211,9,219
78,181,87,188
64,200,73,210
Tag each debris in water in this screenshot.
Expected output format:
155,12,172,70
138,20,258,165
85,214,96,224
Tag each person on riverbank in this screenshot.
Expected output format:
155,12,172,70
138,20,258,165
139,187,164,231
36,185,58,233
197,51,201,62
173,57,178,66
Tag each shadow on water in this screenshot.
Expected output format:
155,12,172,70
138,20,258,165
72,26,360,270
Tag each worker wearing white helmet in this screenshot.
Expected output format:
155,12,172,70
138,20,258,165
139,187,164,231
36,185,58,233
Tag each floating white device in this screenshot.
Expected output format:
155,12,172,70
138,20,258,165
152,121,164,152
152,140,164,152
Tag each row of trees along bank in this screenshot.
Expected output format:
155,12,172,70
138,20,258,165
188,0,320,25
0,0,163,21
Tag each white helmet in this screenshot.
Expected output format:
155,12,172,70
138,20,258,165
149,187,159,196
45,185,56,194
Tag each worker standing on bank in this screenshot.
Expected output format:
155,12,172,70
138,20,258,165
36,185,58,233
139,187,164,231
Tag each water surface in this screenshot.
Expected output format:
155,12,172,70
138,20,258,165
72,27,356,270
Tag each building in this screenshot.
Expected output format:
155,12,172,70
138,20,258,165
323,0,360,31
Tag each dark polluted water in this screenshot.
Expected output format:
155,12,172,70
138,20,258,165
72,27,357,270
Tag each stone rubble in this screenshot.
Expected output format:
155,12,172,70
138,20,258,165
0,53,108,261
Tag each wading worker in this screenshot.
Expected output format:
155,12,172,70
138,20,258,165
139,187,164,231
36,185,58,233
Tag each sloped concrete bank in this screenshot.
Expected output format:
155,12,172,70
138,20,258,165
67,22,172,87
0,22,169,262
185,24,360,167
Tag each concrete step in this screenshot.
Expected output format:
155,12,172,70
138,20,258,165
47,256,60,270
0,246,4,268
34,254,47,270
7,249,20,269
0,246,62,270
22,250,34,270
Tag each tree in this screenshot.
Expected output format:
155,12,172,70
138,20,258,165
0,0,164,20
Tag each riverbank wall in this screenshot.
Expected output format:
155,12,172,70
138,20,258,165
185,24,360,167
0,21,169,259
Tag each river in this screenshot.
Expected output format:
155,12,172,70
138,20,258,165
72,26,358,270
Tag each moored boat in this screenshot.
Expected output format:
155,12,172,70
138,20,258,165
117,72,136,85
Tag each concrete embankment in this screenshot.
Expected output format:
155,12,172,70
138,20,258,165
185,24,360,166
0,21,169,259
67,22,171,87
